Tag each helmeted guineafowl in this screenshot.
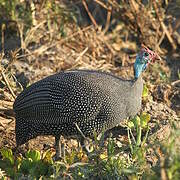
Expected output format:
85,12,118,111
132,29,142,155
13,45,159,157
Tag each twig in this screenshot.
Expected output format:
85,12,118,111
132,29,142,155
74,122,94,153
97,34,115,55
25,20,46,46
153,2,176,50
0,49,20,83
104,6,112,33
93,0,111,10
30,0,37,26
11,74,24,91
74,122,86,139
0,121,5,128
0,24,5,74
108,0,119,7
160,21,176,50
1,71,16,99
156,31,165,49
69,162,88,168
171,79,180,86
33,25,93,56
10,26,92,61
17,23,26,51
1,24,5,54
75,47,89,62
156,31,165,54
82,0,98,29
4,49,20,72
0,25,16,100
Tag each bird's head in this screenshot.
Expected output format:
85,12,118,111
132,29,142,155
134,45,160,79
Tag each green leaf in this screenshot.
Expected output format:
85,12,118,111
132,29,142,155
136,126,142,146
66,150,76,165
128,121,135,129
140,113,151,129
107,138,116,156
132,115,141,128
0,148,14,165
142,84,149,98
42,149,53,164
25,150,41,162
127,129,133,154
29,160,52,178
19,158,33,174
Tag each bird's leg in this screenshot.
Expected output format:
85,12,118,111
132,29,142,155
62,141,65,162
60,136,65,162
55,136,65,161
55,136,61,160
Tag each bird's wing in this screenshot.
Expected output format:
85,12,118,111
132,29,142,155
14,74,102,125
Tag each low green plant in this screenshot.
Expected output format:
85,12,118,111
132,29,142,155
124,112,151,179
0,116,179,179
0,148,54,179
143,121,180,180
0,148,17,178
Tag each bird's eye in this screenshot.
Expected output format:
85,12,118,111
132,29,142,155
144,52,149,57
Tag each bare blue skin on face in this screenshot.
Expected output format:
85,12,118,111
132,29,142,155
134,51,150,79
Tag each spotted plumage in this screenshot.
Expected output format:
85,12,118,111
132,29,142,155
13,46,159,157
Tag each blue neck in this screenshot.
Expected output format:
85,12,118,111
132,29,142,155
134,55,146,79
